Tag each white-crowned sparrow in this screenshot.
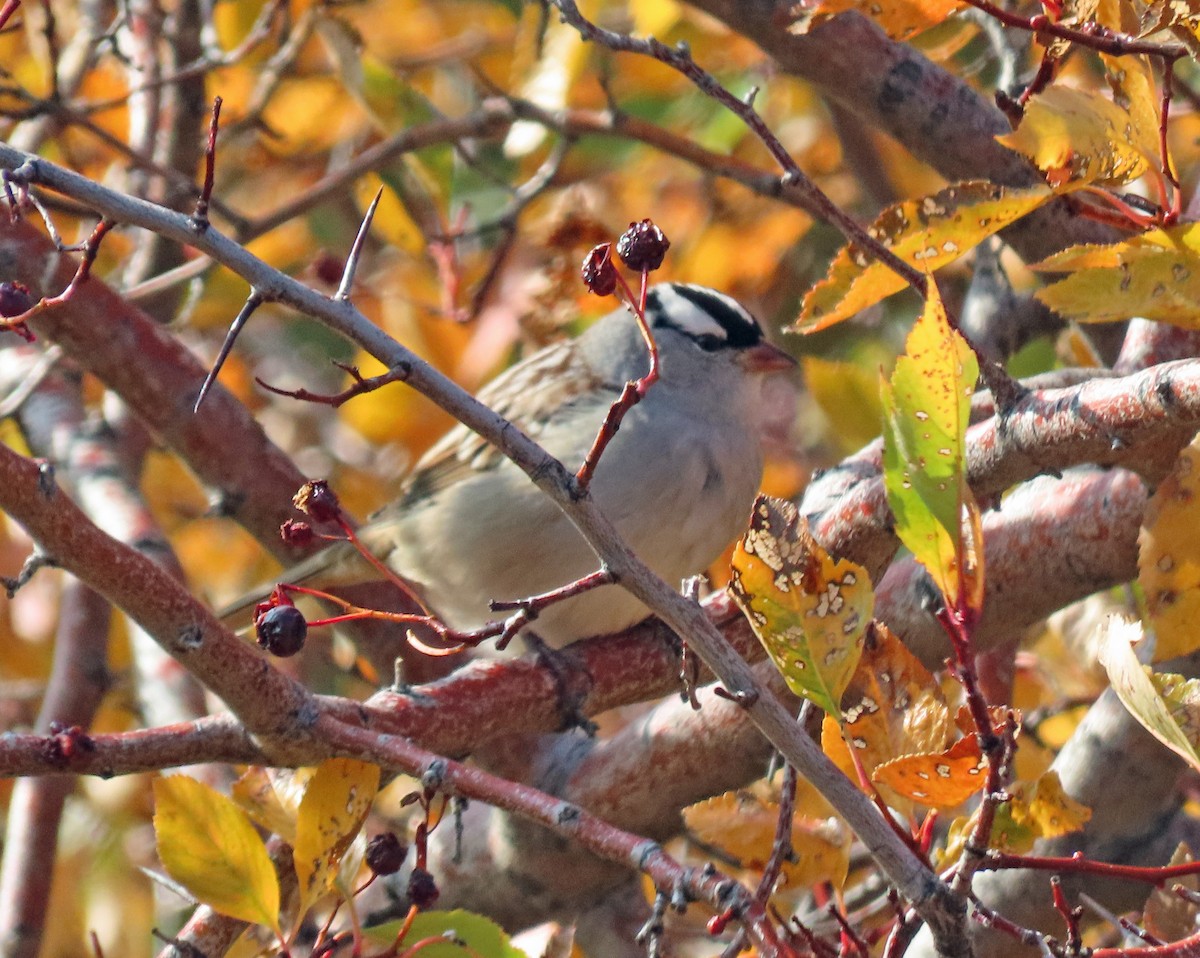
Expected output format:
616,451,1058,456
238,283,795,649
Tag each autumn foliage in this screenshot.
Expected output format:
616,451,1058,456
9,0,1200,956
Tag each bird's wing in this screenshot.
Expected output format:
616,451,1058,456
392,338,617,508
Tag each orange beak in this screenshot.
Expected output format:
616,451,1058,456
740,341,797,373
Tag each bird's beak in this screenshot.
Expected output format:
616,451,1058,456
740,341,797,373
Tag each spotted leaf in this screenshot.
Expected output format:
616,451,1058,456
294,758,380,917
795,182,1052,332
1035,223,1200,326
872,734,987,809
730,495,873,716
821,623,953,809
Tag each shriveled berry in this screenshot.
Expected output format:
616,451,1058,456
256,605,307,657
0,282,33,318
293,480,340,524
365,832,408,875
581,242,618,296
407,867,439,909
616,219,670,272
279,519,315,548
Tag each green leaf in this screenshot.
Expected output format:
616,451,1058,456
730,495,873,716
293,758,380,916
364,909,526,957
153,775,281,935
881,283,983,612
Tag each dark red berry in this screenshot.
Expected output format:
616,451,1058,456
365,832,408,875
280,519,315,548
293,480,341,524
616,219,670,272
255,605,307,657
311,250,345,286
581,243,618,296
407,868,439,909
0,282,34,318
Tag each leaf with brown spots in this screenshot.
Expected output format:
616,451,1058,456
293,758,380,919
986,770,1092,854
1034,223,1200,326
997,84,1155,187
730,495,873,716
795,181,1052,332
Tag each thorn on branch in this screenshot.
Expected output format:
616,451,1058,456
336,186,383,301
2,551,59,598
195,290,263,412
713,685,759,708
192,97,223,231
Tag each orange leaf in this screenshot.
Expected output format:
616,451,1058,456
872,735,987,809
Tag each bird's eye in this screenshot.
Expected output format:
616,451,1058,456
693,334,726,352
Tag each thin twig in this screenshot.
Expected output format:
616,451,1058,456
191,96,222,229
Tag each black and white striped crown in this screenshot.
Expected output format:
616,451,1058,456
645,283,765,352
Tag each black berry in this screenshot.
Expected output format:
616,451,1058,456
255,605,307,657
293,480,341,524
407,867,439,909
365,832,408,875
616,219,670,272
0,282,33,318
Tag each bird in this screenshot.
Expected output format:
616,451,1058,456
232,283,795,651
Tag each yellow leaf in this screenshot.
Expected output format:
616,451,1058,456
796,182,1052,332
881,284,983,612
153,776,281,934
632,0,683,36
1139,434,1200,660
730,495,873,716
232,768,297,845
1005,770,1091,838
293,758,380,916
986,770,1092,853
683,789,851,892
802,357,886,455
1036,223,1200,326
997,85,1151,186
1099,616,1200,772
787,0,964,40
